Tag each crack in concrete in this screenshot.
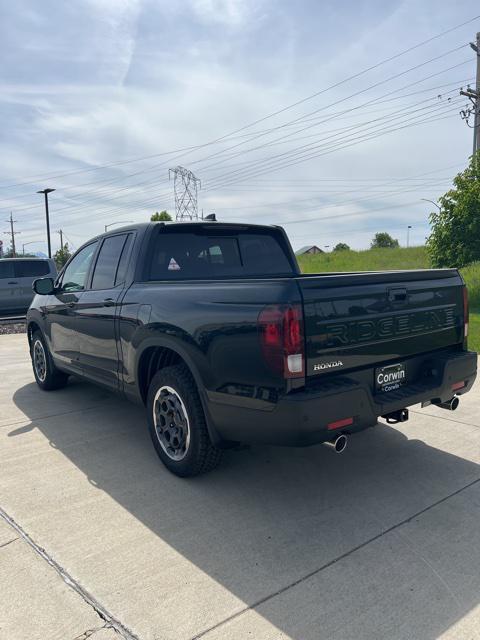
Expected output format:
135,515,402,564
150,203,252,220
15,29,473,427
0,536,18,549
191,475,480,640
0,505,140,640
73,624,109,640
410,407,480,430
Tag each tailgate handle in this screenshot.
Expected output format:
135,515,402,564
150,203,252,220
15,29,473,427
388,288,408,303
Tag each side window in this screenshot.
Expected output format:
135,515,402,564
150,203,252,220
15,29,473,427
14,260,50,278
115,234,133,286
0,262,15,279
91,234,127,290
61,242,98,292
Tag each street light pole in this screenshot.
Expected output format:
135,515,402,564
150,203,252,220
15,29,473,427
22,241,39,255
37,188,55,258
421,198,441,211
407,225,412,248
104,221,134,232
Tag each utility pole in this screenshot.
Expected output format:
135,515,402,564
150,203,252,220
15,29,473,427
57,229,63,250
407,225,412,248
4,213,20,258
460,32,479,156
169,166,201,221
37,188,55,259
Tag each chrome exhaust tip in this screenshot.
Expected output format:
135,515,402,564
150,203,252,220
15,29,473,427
323,433,348,454
435,396,460,411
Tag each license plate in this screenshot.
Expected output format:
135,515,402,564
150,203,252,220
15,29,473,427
375,363,406,392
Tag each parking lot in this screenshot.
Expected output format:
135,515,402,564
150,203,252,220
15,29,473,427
1,332,480,640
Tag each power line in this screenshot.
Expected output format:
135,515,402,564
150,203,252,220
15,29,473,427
201,66,471,188
200,67,472,186
26,111,462,234
23,159,462,238
1,65,471,220
187,46,469,177
203,94,465,188
192,15,479,143
205,101,464,190
1,15,478,191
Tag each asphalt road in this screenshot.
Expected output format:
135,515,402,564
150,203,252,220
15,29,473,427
1,333,480,640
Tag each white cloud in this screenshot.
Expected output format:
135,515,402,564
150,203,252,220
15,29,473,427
188,0,264,27
0,0,476,252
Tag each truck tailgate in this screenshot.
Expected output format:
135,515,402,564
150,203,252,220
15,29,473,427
297,269,465,378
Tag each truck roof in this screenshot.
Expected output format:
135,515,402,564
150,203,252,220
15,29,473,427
0,257,53,262
93,221,281,241
104,221,277,231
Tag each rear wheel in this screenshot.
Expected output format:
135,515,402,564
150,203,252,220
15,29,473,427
147,364,222,477
31,330,69,391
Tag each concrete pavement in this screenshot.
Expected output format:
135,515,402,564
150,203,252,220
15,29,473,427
1,332,480,639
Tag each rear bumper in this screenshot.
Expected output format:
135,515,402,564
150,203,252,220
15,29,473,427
209,350,477,446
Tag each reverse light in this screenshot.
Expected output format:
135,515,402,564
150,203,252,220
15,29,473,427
258,304,305,378
463,286,469,339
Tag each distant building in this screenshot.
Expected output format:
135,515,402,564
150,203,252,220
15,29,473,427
295,245,323,256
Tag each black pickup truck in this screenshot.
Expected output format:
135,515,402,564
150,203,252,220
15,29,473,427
27,222,477,476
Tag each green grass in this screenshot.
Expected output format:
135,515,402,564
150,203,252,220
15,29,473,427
298,246,480,351
297,246,429,273
468,313,480,352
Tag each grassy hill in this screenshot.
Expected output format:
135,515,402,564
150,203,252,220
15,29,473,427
298,246,480,351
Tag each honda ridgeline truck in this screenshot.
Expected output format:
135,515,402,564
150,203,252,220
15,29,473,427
26,222,477,476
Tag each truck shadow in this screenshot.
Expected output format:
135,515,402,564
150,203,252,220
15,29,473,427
11,378,480,640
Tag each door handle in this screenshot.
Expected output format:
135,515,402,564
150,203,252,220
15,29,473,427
8,281,18,285
103,298,115,307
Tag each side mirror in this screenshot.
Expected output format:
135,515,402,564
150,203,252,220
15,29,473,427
33,277,55,295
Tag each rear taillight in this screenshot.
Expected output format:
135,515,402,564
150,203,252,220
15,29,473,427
463,286,469,339
258,304,305,378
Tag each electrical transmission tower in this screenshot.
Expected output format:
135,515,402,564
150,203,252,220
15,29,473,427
169,166,201,221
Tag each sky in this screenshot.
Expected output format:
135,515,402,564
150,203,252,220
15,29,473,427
0,0,479,255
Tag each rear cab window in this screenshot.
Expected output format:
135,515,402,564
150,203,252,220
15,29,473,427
14,260,51,278
147,226,296,280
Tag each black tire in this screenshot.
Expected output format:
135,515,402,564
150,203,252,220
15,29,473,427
31,330,69,391
147,364,222,477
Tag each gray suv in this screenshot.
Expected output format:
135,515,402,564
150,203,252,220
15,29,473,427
0,258,57,314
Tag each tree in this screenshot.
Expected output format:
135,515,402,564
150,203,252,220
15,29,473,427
54,243,71,269
333,242,350,251
427,152,480,268
151,210,172,222
1,247,37,258
371,232,399,249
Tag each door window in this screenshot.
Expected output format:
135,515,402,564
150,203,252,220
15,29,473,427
61,242,98,292
0,262,15,279
14,260,50,277
115,234,133,286
91,234,128,290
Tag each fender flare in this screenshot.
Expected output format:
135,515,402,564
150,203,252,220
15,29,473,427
135,336,222,445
